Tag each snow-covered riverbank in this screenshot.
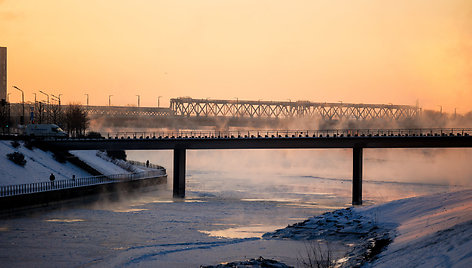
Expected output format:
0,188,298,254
0,140,139,186
0,140,91,185
262,189,472,267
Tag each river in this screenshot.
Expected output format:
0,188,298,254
0,148,469,267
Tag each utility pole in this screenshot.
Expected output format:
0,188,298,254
158,96,162,108
136,95,140,107
84,94,89,106
109,95,113,106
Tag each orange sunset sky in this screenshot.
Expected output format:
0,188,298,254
1,0,471,113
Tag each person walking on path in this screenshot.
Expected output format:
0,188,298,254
146,160,150,168
49,173,56,187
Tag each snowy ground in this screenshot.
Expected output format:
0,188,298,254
69,150,131,175
0,139,135,186
0,140,91,185
264,189,472,267
362,189,472,267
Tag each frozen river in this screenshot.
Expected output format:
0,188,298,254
0,149,469,267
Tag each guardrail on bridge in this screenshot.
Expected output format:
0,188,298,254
96,128,472,140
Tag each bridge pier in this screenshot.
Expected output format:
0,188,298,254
173,148,186,198
352,147,363,205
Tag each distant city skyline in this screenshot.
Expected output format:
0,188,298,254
1,0,471,113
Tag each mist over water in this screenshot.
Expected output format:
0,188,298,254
0,148,469,267
128,147,472,189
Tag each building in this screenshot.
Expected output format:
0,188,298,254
0,47,6,102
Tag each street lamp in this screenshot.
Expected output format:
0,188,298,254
39,91,50,123
157,96,162,107
13,86,25,125
84,94,89,106
136,95,140,107
52,94,62,105
33,93,36,103
109,95,113,106
39,90,49,104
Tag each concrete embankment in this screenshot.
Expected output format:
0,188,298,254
0,174,167,212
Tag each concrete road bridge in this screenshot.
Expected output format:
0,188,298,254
35,128,472,205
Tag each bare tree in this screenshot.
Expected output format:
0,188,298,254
63,104,89,137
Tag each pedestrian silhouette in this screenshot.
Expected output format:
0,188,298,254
146,160,150,168
49,173,55,187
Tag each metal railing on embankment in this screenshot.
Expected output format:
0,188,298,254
126,160,166,171
0,170,165,198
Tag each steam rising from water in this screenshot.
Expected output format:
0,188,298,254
128,148,472,188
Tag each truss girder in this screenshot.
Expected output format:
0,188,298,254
170,98,420,121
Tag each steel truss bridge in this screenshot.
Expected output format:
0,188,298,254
83,105,172,118
170,98,420,120
8,98,421,127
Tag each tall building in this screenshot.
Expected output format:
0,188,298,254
0,47,6,102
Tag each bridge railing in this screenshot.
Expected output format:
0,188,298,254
91,128,472,140
0,170,165,198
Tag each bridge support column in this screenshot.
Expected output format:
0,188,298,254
352,147,363,205
173,148,186,198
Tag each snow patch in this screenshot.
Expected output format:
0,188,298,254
69,150,130,175
0,140,90,185
264,189,472,267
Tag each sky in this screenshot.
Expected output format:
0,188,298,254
1,0,471,112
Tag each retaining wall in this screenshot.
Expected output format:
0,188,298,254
0,175,167,211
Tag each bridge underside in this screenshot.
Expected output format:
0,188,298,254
171,146,365,204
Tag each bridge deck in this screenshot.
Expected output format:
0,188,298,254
33,129,472,205
39,132,472,151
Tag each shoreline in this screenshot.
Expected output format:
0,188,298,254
255,188,472,267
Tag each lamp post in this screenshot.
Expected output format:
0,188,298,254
109,95,113,106
13,86,25,125
39,91,50,123
39,90,49,104
84,94,89,106
33,93,36,103
52,94,62,106
136,95,140,107
157,96,162,107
